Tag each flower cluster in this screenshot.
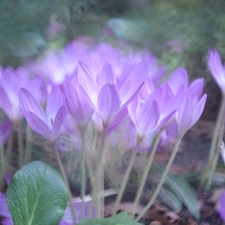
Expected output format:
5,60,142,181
0,41,207,224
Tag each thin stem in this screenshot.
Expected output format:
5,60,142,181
53,142,77,225
0,145,5,191
17,120,24,168
132,132,161,216
6,125,13,164
94,129,106,218
113,137,143,215
206,111,225,188
25,122,33,164
80,127,86,219
136,134,183,221
202,94,225,185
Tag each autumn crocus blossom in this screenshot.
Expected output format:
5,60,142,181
78,60,148,127
19,86,67,142
207,49,225,93
176,94,207,136
128,96,160,139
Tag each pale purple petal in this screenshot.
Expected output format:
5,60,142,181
106,107,128,134
191,94,207,126
52,106,67,140
0,194,11,218
176,97,193,135
19,88,47,123
119,61,148,105
0,120,11,145
77,62,98,104
187,78,204,99
217,190,225,222
136,99,160,137
97,83,121,122
46,85,65,124
0,86,13,117
97,62,115,88
65,83,93,126
207,49,225,92
24,111,52,140
167,68,189,93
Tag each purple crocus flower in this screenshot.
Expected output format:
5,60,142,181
19,86,67,142
78,60,148,127
176,94,207,136
207,49,225,93
64,78,93,128
128,96,160,139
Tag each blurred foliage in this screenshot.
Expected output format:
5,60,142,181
1,0,225,80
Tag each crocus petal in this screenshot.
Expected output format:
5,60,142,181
207,49,225,92
136,99,160,137
77,62,98,104
0,120,11,145
97,62,115,88
217,190,225,222
0,194,11,218
46,85,65,124
0,86,13,118
187,78,204,99
191,94,207,126
176,97,193,135
119,61,148,105
167,68,189,93
19,88,47,123
52,106,67,140
65,83,93,127
24,111,52,140
97,83,121,123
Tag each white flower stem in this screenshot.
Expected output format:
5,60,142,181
136,134,183,221
131,132,161,217
113,137,143,215
91,128,106,218
80,127,86,219
201,93,225,187
17,119,24,168
53,142,77,225
6,124,13,165
206,108,225,188
25,122,33,164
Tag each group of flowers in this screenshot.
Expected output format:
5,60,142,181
2,39,225,224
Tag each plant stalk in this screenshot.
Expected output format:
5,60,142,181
132,132,161,216
113,137,143,215
202,94,225,186
53,142,77,225
80,127,86,219
136,134,183,221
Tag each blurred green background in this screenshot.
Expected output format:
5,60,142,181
1,0,225,81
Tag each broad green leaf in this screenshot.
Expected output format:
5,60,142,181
6,160,68,225
165,174,200,220
77,212,142,225
159,187,182,212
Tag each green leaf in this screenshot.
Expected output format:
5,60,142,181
165,174,200,220
77,212,142,225
159,187,183,212
6,160,68,225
